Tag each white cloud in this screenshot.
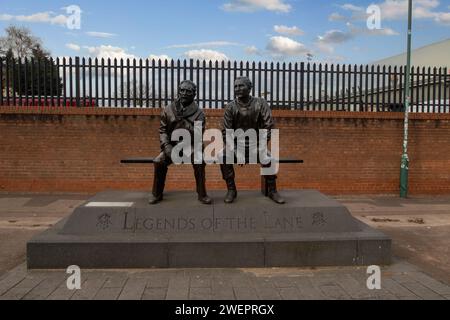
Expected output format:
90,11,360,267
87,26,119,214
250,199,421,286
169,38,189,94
0,11,67,26
416,0,440,8
166,41,240,49
289,52,347,64
329,12,348,22
149,54,171,61
339,0,450,26
274,25,304,36
378,0,413,20
414,6,437,18
315,41,335,54
66,43,81,51
341,4,364,11
347,22,399,36
266,36,309,57
86,31,117,38
315,29,353,54
184,49,229,61
339,3,369,20
244,46,261,55
221,0,291,13
314,24,399,54
84,45,137,60
65,45,172,62
0,14,13,21
434,11,450,25
317,30,354,43
320,55,347,64
365,27,399,36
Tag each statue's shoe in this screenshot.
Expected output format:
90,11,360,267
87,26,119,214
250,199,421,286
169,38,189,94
198,195,212,205
268,192,285,205
148,195,163,205
224,190,237,204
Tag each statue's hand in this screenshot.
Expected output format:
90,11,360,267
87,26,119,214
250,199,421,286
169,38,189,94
164,145,173,159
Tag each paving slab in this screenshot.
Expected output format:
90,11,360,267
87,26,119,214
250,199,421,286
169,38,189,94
0,192,449,300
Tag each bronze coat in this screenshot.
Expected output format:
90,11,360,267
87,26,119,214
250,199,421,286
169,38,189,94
159,100,205,153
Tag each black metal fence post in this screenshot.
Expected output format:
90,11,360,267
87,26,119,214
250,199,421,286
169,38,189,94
3,56,449,113
75,57,80,107
299,62,304,110
444,68,448,112
0,57,3,106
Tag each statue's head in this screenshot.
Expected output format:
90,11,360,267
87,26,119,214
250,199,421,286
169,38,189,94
234,76,252,100
178,80,197,106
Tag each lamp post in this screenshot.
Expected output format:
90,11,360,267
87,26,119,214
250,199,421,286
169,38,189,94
400,0,413,198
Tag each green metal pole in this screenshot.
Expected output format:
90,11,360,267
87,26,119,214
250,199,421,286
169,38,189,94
400,0,413,198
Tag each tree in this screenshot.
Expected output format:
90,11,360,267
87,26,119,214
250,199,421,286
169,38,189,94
1,25,62,99
117,81,166,107
0,25,49,58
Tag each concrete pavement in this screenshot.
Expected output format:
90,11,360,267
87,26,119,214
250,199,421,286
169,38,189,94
0,192,449,300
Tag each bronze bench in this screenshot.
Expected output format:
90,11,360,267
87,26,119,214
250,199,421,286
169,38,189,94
121,157,303,196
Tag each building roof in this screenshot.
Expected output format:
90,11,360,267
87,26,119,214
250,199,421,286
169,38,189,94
372,38,450,69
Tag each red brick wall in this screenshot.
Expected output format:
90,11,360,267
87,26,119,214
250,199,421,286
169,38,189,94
1,106,450,195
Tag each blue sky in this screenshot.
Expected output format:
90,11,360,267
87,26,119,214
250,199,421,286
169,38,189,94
1,0,449,64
